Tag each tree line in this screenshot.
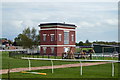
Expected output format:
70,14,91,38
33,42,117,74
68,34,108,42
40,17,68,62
76,40,120,46
7,27,120,48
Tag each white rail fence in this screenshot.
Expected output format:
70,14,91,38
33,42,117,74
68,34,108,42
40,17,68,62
21,57,120,77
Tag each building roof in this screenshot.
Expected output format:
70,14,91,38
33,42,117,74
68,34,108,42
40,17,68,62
93,43,119,47
76,46,93,48
38,23,77,28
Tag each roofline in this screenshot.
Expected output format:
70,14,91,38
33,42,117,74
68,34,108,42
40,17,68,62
76,46,93,48
38,23,77,28
93,43,119,47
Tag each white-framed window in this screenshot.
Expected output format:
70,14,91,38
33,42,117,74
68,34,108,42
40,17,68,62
64,31,69,44
71,34,74,42
43,47,47,53
50,34,54,41
58,34,62,41
43,34,47,41
51,47,54,53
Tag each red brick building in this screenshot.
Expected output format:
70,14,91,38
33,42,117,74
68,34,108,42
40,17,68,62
39,23,77,56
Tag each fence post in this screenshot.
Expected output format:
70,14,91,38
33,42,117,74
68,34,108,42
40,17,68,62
54,53,56,59
42,54,44,58
48,54,49,58
51,60,54,73
80,61,82,75
28,59,31,71
62,53,63,59
78,54,79,59
32,54,35,58
112,62,114,77
118,53,120,61
9,52,11,57
8,61,10,80
90,53,92,60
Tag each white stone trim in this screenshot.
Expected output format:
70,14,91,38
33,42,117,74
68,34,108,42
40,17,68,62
58,34,62,35
40,28,75,31
50,34,55,35
40,45,76,47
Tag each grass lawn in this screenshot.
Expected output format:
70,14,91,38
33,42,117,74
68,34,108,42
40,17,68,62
1,51,118,69
1,52,79,69
2,63,119,78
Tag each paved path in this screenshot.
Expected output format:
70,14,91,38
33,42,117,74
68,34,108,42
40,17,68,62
0,62,110,74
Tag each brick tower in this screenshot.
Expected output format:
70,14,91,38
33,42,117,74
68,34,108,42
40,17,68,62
39,23,77,56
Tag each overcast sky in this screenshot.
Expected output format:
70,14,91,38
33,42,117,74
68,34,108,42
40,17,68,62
1,1,118,42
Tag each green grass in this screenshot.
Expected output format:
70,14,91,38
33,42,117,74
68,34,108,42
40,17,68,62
2,63,119,78
91,56,118,60
1,51,119,78
2,52,79,69
1,51,118,69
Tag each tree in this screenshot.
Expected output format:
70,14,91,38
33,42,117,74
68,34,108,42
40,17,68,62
84,39,91,46
14,27,40,48
34,35,40,45
85,39,90,44
78,41,83,46
14,34,23,46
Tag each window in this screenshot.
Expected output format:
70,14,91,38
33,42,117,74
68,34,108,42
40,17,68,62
43,47,47,53
58,34,62,41
71,34,74,41
51,47,54,53
50,34,54,41
64,31,69,44
43,34,46,41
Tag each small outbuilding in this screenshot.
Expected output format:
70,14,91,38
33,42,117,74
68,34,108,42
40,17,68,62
93,44,120,53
